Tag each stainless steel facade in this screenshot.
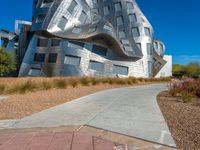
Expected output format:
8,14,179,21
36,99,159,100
1,0,169,77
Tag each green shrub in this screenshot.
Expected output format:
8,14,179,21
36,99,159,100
0,84,5,94
181,92,192,103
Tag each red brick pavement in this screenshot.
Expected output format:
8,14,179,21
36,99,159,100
0,131,128,150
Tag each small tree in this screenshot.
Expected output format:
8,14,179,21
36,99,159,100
0,47,16,76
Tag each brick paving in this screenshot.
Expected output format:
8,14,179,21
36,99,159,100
0,131,128,150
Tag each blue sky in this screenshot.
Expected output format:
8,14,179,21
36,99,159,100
0,0,199,64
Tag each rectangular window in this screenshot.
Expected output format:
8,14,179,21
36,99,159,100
113,65,129,75
127,2,133,11
51,39,60,46
68,0,77,14
48,53,57,63
68,41,84,49
36,14,46,23
43,0,53,4
148,61,152,75
144,27,151,36
129,14,137,22
132,27,140,37
136,43,141,50
117,16,123,26
34,53,45,62
119,31,126,38
64,55,81,66
37,38,48,47
92,45,107,56
103,6,110,15
79,11,87,23
147,43,153,55
114,3,122,12
89,60,104,72
28,68,41,76
72,27,81,33
58,16,68,30
155,62,162,70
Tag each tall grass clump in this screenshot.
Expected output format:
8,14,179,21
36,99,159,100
0,84,5,95
41,81,52,90
17,80,37,94
53,79,67,89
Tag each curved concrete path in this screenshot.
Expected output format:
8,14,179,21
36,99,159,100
10,83,175,147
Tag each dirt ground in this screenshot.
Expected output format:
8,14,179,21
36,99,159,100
157,91,200,150
0,84,129,120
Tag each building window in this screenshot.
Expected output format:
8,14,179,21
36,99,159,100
89,60,104,72
37,38,48,47
103,6,110,15
129,14,137,22
68,41,84,49
113,65,129,75
72,27,81,33
68,0,77,14
51,39,60,46
64,55,81,66
92,45,107,56
114,3,122,12
132,27,140,37
79,11,87,23
119,31,126,38
48,53,57,63
36,14,46,23
34,53,45,62
147,43,153,55
43,0,53,4
127,2,133,11
28,68,41,76
117,16,123,26
136,43,141,50
154,62,162,70
144,27,151,36
58,16,68,30
148,61,152,75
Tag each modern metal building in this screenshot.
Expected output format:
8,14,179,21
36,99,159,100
0,0,172,78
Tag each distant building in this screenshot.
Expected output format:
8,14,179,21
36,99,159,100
0,0,172,78
155,55,172,78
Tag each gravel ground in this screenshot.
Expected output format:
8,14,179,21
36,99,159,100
157,91,200,150
0,84,128,120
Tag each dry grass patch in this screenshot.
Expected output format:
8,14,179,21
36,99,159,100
0,84,130,120
0,77,171,95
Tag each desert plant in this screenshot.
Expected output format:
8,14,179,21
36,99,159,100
41,81,52,90
80,77,90,86
18,80,37,94
68,78,79,88
169,88,179,97
181,92,192,103
53,79,67,89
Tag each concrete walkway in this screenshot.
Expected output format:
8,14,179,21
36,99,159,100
6,84,175,147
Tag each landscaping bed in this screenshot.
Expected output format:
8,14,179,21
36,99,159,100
0,77,170,120
157,79,200,150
